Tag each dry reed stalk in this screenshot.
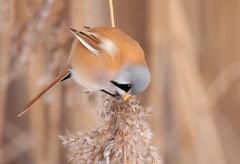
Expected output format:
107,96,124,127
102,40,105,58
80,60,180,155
60,96,162,164
167,0,226,164
43,1,71,163
46,86,61,164
0,27,8,164
108,0,115,27
0,1,14,163
21,1,60,163
9,0,55,82
145,0,168,153
0,66,6,163
207,62,240,109
28,44,46,164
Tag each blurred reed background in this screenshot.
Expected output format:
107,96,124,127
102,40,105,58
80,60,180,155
0,0,240,163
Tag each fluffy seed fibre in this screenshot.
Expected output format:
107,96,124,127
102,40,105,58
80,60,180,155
60,95,162,164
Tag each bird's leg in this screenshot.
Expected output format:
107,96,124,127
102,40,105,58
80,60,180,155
100,89,118,97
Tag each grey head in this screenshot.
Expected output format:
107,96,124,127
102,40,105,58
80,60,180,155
111,65,151,96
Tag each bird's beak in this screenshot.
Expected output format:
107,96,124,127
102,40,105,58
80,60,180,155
122,92,131,101
110,80,132,101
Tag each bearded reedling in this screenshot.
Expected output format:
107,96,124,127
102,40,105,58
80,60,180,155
17,26,151,117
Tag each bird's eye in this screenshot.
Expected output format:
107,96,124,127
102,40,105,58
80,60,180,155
110,81,132,92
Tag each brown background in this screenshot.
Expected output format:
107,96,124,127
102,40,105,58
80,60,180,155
0,0,240,164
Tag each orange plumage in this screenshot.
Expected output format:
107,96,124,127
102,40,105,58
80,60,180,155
69,27,148,92
17,26,151,117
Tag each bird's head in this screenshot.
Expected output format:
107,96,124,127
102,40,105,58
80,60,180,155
111,65,151,101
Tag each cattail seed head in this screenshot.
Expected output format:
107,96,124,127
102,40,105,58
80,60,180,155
60,95,162,163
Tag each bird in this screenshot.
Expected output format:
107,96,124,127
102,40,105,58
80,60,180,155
17,26,151,117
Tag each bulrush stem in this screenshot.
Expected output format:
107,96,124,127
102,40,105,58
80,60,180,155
60,96,162,163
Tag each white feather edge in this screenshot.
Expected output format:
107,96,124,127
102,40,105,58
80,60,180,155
74,33,99,56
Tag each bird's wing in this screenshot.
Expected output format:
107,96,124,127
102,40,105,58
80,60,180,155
70,28,100,56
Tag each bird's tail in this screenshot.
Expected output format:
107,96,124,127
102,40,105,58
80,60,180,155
17,68,72,117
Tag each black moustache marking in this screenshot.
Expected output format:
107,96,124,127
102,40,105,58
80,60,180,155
110,81,132,92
